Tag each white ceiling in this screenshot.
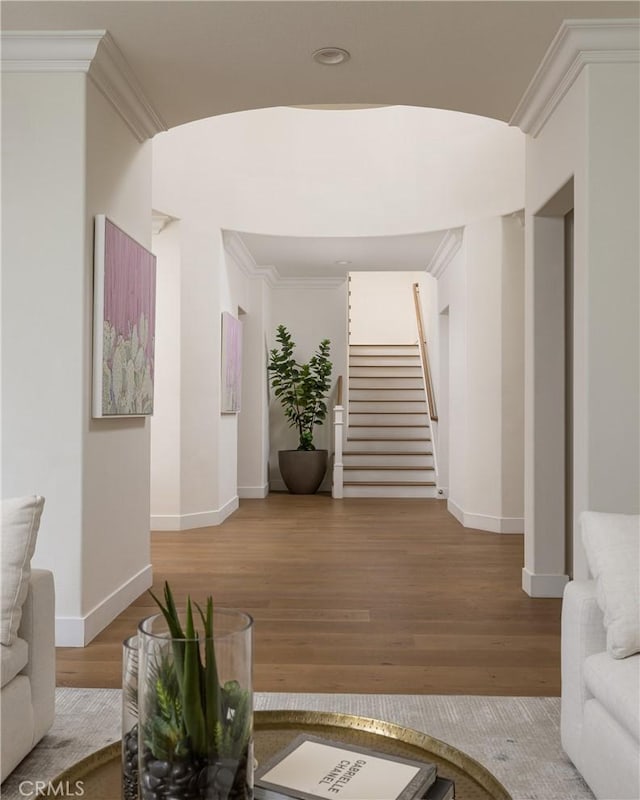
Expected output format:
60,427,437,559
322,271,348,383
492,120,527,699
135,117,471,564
3,2,638,128
6,2,636,279
234,229,451,278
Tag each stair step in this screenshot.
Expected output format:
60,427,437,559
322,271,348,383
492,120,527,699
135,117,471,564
350,377,423,389
349,401,429,413
349,388,426,401
345,439,430,452
350,344,419,356
350,366,422,378
349,356,420,367
343,453,434,467
344,467,435,482
344,479,436,486
349,413,428,426
343,483,439,499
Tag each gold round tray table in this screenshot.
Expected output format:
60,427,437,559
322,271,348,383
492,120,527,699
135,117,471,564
40,710,511,799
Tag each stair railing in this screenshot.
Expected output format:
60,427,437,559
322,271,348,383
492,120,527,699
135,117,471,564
332,375,344,498
412,282,440,489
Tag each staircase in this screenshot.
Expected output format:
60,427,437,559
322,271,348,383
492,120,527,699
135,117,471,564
342,344,437,498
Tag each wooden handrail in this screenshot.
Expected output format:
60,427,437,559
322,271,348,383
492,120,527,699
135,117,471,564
336,375,343,406
412,283,438,422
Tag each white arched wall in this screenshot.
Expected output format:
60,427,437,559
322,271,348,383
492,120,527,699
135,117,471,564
150,105,526,531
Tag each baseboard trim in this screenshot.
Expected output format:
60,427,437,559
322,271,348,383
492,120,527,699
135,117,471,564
522,567,569,598
55,564,153,647
150,497,239,531
447,500,524,534
238,484,269,499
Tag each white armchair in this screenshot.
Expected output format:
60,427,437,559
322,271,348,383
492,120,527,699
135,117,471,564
561,512,640,800
1,568,56,782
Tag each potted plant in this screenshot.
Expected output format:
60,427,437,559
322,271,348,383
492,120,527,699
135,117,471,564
268,324,332,494
136,583,253,800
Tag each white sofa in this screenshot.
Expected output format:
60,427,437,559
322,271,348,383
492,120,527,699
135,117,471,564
1,568,56,782
561,512,640,800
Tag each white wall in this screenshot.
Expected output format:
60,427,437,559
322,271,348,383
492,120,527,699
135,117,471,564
2,73,153,644
524,60,639,595
437,215,525,533
151,106,524,520
464,218,504,521
83,80,153,630
349,271,425,344
2,73,87,627
236,277,271,498
501,215,525,519
437,244,467,516
150,220,182,524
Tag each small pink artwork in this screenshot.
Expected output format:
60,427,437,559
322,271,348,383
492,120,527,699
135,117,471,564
93,215,157,417
221,312,242,413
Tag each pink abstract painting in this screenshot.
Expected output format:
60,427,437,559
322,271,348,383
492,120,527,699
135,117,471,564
93,215,157,417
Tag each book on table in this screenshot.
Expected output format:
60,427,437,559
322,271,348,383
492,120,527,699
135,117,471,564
254,733,443,800
255,776,455,800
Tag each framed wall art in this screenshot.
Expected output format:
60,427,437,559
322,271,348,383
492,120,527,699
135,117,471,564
93,215,157,417
221,311,242,413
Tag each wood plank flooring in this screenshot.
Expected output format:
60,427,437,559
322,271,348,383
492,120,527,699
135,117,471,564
56,496,562,695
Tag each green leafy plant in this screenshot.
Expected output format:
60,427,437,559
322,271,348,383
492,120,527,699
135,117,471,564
268,324,332,451
144,583,251,762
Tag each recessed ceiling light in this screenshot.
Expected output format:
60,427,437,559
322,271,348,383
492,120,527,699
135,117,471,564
313,47,351,66
335,259,352,266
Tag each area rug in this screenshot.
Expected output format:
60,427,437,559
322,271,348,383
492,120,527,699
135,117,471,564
2,689,594,800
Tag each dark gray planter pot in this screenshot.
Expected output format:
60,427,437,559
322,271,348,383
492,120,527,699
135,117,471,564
278,449,328,494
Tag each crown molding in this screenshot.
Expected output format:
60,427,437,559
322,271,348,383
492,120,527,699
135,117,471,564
152,211,176,235
1,30,104,71
273,276,347,291
508,210,525,229
426,228,463,279
1,30,166,142
89,33,166,142
223,231,346,289
510,19,640,137
222,231,278,287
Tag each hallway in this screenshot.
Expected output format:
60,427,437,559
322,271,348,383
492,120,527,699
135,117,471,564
57,496,561,695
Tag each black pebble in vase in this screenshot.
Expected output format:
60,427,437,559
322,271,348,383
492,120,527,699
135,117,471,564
139,747,251,800
122,724,139,800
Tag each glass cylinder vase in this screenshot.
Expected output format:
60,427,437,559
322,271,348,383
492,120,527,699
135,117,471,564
138,608,253,800
122,634,140,800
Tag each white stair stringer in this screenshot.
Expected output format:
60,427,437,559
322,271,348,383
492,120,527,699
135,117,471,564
344,344,437,499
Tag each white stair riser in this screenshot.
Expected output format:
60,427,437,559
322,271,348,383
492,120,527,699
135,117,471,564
344,468,435,482
350,366,422,378
349,401,428,413
343,454,434,467
348,426,429,438
349,388,425,401
349,413,428,426
349,356,420,367
350,345,418,356
343,485,439,499
349,377,424,390
346,438,430,452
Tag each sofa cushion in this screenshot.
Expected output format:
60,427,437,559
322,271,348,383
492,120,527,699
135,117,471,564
0,636,28,688
584,651,640,742
0,496,45,645
581,511,640,658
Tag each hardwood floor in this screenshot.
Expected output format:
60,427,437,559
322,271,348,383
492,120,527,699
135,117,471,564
56,496,562,695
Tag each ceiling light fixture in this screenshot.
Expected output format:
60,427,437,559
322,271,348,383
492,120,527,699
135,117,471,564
313,47,351,66
335,259,352,266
